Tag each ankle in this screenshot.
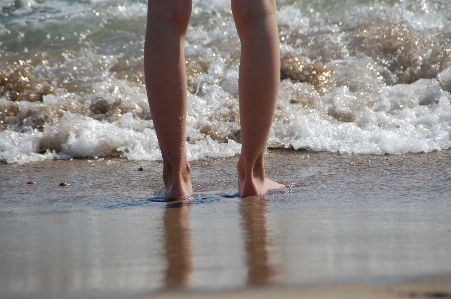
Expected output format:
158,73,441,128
237,155,265,181
163,160,191,184
162,162,192,199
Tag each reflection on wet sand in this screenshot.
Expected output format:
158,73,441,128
240,197,274,286
161,197,275,290
162,202,193,289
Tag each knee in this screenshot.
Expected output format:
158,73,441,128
231,0,276,28
147,0,192,34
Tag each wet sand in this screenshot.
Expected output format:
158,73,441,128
142,276,451,299
2,149,451,211
1,150,451,299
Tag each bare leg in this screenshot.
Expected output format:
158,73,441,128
144,0,193,199
232,0,285,197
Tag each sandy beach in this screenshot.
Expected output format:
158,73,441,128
1,149,451,299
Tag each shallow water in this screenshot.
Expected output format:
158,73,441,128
1,0,451,163
1,150,450,299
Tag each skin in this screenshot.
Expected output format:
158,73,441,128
144,0,284,199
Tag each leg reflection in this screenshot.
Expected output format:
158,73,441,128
240,197,274,286
162,202,193,289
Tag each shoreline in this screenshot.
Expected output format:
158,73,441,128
1,148,451,212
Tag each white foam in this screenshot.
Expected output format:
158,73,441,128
277,5,311,33
192,0,230,14
106,2,147,20
272,79,451,154
0,129,55,164
438,67,451,93
1,0,451,164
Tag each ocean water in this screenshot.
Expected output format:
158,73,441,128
1,0,451,164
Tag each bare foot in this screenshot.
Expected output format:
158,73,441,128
161,161,193,199
237,158,285,197
239,177,285,198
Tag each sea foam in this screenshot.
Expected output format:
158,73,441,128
1,0,451,163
